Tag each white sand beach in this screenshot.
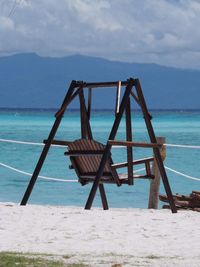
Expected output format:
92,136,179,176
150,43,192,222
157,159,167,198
0,203,200,266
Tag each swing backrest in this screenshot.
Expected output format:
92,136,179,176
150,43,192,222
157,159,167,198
65,139,121,185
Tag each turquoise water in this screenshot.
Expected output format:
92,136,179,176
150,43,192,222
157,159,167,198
1,109,200,208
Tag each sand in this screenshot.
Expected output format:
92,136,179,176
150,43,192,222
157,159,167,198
0,203,200,266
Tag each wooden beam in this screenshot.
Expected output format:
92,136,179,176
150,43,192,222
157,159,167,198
134,79,177,213
83,80,130,88
125,96,133,185
99,184,109,210
79,89,93,139
130,90,140,106
108,140,162,148
85,78,135,210
148,137,166,209
20,80,77,205
79,89,87,138
130,90,152,120
87,87,92,120
55,85,83,118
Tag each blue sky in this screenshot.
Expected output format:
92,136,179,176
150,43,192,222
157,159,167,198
0,0,200,69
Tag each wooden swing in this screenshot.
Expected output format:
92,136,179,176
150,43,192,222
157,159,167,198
20,78,177,213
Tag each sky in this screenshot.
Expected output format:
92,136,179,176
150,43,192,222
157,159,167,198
0,0,200,69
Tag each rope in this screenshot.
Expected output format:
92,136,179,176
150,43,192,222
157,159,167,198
133,167,145,173
1,138,200,149
164,143,200,149
1,160,200,183
0,162,78,183
1,138,200,182
165,165,200,182
0,138,65,147
0,138,126,149
0,138,44,146
0,161,145,183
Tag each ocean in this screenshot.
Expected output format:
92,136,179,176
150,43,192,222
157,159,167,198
1,109,200,209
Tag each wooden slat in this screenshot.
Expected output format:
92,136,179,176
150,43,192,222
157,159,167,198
65,150,105,156
67,139,114,177
88,139,102,172
43,139,71,146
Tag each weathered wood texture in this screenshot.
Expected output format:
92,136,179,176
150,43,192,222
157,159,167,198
134,79,177,213
159,191,200,211
125,96,133,185
20,77,177,213
20,80,77,205
148,137,166,209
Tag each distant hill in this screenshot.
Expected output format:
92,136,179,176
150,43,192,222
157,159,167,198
0,53,200,109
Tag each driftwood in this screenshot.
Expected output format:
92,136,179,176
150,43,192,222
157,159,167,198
159,191,200,212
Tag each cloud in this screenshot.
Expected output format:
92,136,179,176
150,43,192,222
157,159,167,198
0,16,14,30
0,0,200,69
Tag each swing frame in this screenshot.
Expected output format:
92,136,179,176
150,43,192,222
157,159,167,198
20,78,177,213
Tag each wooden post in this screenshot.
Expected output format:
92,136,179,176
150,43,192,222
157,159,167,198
87,87,92,120
79,89,93,139
20,80,77,205
148,137,166,209
135,79,177,213
125,96,133,185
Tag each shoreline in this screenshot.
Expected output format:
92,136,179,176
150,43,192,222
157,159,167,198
0,203,200,266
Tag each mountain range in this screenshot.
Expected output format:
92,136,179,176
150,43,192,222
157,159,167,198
0,53,200,109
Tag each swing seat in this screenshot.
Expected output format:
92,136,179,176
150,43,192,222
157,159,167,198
65,139,155,187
